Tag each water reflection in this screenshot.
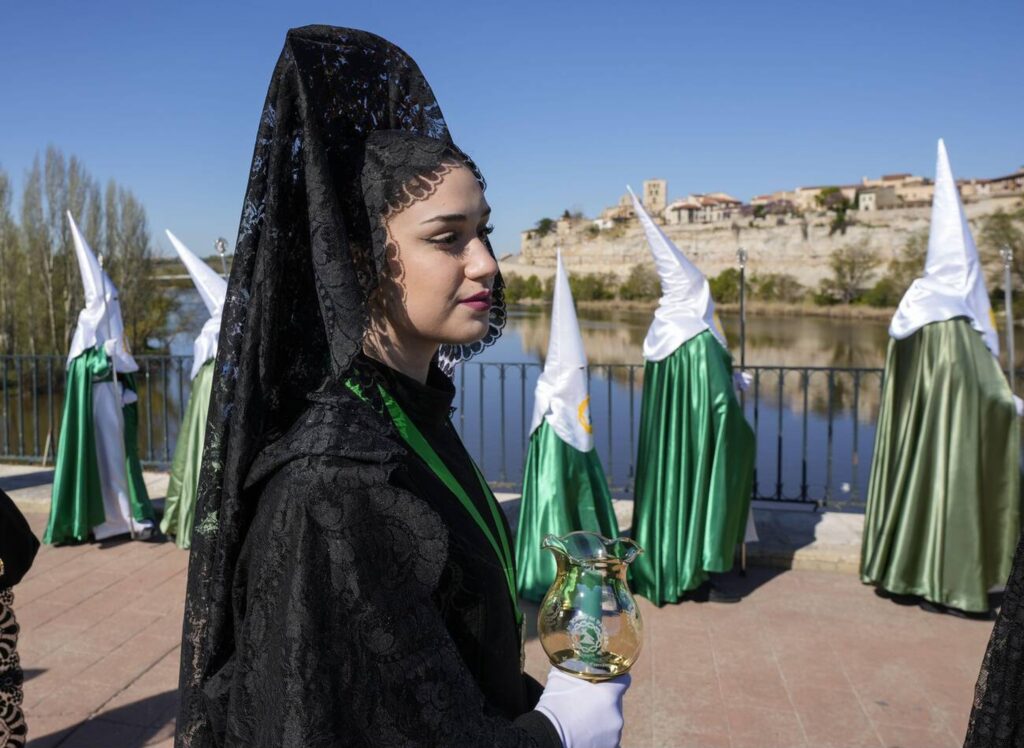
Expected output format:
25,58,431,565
500,305,1024,371
502,306,894,369
4,292,1018,507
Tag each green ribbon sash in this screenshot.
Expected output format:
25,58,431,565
346,379,523,628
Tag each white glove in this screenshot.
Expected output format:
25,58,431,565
121,385,138,406
534,667,630,748
733,370,752,393
1014,395,1024,418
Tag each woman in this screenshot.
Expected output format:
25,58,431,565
1,488,39,747
176,26,628,748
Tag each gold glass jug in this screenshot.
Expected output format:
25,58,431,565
537,531,643,681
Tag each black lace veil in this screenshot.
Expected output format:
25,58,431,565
360,130,506,374
176,26,503,745
964,533,1024,746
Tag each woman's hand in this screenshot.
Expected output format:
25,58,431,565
533,666,631,748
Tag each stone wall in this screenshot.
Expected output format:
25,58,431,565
517,197,1022,286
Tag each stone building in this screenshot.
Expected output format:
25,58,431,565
856,186,900,211
643,179,667,216
665,193,743,225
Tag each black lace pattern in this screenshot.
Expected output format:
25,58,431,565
176,27,529,748
0,589,25,748
359,130,506,376
965,531,1024,746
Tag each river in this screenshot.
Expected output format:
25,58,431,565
5,292,1018,509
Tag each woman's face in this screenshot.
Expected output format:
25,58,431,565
374,164,498,356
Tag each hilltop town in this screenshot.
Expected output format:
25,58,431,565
511,167,1024,290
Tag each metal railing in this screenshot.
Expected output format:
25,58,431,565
0,354,195,468
1,355,890,508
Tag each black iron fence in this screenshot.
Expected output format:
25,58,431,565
1,355,891,508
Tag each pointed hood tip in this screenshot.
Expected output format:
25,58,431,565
166,229,228,317
890,137,999,357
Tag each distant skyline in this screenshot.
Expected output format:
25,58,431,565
2,0,1022,258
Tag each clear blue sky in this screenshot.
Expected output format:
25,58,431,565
2,0,1021,259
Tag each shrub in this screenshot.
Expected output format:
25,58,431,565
535,217,555,237
749,273,805,303
501,273,544,303
618,264,661,301
819,241,880,304
709,268,741,303
570,272,617,302
861,277,902,308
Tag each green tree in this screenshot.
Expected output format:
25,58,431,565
818,241,880,304
709,268,741,303
502,273,544,303
750,273,805,303
543,274,556,300
569,272,617,302
978,207,1024,294
3,149,177,355
104,182,176,350
535,217,555,237
502,273,527,304
618,264,661,301
0,166,22,354
861,230,927,308
816,187,853,236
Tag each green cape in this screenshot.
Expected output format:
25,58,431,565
861,317,1020,612
161,358,215,549
629,330,755,605
514,419,620,602
43,346,154,544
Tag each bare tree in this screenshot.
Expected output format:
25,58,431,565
0,167,20,354
4,149,175,356
20,158,47,355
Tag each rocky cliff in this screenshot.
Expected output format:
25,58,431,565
516,197,1021,286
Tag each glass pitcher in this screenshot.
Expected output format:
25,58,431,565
537,531,643,681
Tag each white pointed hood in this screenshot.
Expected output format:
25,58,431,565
166,230,227,379
629,187,727,361
889,139,999,356
67,212,138,372
529,250,594,451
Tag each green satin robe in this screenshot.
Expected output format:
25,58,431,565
630,330,755,606
43,346,154,544
515,419,620,602
861,317,1020,613
160,358,215,549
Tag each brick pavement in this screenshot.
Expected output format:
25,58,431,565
5,465,995,748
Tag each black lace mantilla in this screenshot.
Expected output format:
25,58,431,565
175,26,536,748
360,130,505,375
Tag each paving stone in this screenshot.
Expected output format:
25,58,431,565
3,464,996,748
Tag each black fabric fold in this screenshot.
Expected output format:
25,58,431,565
176,26,543,748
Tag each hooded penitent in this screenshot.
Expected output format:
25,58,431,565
861,139,1019,614
174,28,578,748
43,213,154,544
627,189,755,606
515,250,619,602
159,231,227,549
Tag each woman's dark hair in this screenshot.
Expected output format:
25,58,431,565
358,130,504,375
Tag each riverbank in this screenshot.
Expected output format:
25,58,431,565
510,298,901,320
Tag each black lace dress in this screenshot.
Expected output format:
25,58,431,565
964,530,1024,746
202,357,559,747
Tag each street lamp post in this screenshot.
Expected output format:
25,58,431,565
1001,245,1015,394
736,247,749,576
737,247,748,370
215,237,229,278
